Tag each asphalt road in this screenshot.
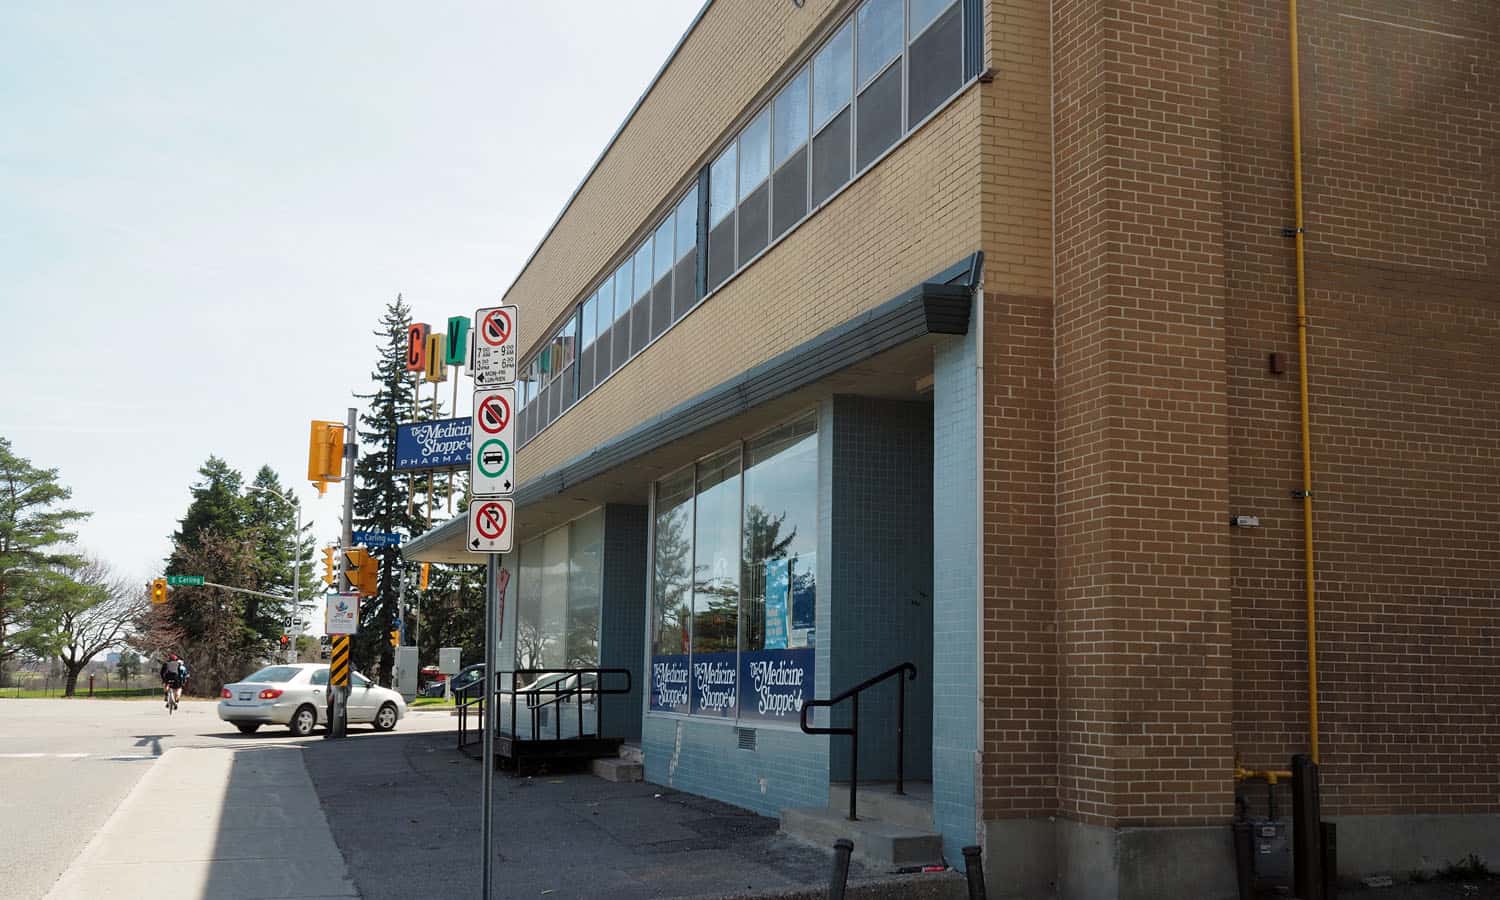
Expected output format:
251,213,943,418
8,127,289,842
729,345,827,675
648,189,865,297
0,697,452,900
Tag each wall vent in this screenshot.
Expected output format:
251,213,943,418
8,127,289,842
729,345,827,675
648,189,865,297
737,727,758,751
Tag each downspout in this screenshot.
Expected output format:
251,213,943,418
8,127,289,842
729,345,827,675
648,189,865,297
1288,0,1321,764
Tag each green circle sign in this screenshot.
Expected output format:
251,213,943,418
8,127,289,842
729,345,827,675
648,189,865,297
476,438,511,480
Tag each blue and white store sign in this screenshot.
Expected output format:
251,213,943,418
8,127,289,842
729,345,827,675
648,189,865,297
691,652,738,717
396,417,471,471
649,654,691,714
649,648,815,724
740,649,814,723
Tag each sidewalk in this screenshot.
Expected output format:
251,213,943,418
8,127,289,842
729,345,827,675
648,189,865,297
44,746,357,900
300,729,965,900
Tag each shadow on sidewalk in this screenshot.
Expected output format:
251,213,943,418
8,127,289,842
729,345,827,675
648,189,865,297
296,730,959,900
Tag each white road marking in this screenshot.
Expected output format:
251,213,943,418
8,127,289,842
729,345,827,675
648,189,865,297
0,752,155,760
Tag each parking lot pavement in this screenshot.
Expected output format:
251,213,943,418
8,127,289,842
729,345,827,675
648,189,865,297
301,729,965,900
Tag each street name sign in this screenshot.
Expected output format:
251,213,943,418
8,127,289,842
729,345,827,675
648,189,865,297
326,592,360,635
470,386,516,496
467,498,514,553
471,306,517,387
353,530,403,547
166,575,204,587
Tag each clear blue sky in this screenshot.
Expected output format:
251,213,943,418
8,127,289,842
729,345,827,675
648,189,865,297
0,1,704,586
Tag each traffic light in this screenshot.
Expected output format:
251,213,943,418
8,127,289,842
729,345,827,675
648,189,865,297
280,634,290,647
389,630,400,648
419,562,430,591
150,578,168,604
307,420,345,496
321,546,338,587
344,548,379,598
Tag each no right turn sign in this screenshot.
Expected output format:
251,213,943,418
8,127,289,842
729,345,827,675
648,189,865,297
467,499,513,553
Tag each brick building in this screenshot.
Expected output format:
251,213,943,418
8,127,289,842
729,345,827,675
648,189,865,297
404,0,1499,896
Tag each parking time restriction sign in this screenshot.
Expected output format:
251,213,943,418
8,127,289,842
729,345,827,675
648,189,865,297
469,305,518,556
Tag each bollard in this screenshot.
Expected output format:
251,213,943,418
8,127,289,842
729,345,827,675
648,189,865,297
1232,820,1254,900
829,838,853,900
88,674,95,697
1291,754,1322,900
962,845,988,900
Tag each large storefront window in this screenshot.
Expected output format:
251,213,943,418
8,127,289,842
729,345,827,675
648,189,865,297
516,509,603,684
650,413,818,725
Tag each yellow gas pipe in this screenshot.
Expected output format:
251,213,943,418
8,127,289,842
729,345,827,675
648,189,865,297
1236,0,1321,782
1289,0,1320,767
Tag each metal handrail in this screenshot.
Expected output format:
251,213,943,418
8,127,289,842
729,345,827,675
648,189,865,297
506,668,632,745
800,662,918,821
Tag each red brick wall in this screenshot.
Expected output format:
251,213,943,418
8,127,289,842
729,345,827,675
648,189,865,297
1050,0,1236,827
1225,0,1500,817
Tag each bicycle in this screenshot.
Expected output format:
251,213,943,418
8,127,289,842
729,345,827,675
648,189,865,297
164,681,180,714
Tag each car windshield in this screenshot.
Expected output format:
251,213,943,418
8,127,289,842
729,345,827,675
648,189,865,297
241,666,302,684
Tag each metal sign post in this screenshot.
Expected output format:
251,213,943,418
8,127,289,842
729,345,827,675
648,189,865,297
326,406,357,741
472,306,517,900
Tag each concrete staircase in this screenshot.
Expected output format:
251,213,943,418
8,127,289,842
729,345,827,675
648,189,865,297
780,782,944,869
590,742,644,782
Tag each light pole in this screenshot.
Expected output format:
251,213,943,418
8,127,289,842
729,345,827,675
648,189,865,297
244,485,303,663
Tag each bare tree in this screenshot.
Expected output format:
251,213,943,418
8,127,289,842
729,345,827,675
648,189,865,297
49,557,147,697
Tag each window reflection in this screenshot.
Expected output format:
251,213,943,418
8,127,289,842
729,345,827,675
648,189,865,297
692,447,741,654
516,509,604,685
741,416,818,653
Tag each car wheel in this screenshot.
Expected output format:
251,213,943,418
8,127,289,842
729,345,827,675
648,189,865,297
235,723,261,734
373,702,398,732
288,704,318,737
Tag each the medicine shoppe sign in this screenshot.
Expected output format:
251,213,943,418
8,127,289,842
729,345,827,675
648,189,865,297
649,649,814,724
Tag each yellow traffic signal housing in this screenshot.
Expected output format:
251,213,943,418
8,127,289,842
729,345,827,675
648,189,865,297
321,547,338,587
150,578,168,604
389,630,400,648
419,562,430,591
344,548,379,598
307,421,345,496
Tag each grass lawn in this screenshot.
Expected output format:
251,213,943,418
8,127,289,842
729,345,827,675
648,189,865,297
1,686,163,700
408,696,452,709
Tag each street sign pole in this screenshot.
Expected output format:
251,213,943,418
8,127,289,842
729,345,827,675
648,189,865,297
472,305,517,900
482,553,498,900
327,406,356,741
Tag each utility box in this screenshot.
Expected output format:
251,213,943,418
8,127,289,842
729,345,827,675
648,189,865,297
394,646,419,701
439,647,461,675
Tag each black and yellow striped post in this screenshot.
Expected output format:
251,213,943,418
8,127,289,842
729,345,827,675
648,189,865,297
328,635,351,738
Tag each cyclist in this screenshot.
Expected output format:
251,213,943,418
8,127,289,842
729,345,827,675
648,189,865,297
160,653,189,707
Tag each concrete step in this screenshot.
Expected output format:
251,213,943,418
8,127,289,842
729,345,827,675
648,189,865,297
828,782,934,830
617,743,644,766
591,757,643,783
780,806,944,869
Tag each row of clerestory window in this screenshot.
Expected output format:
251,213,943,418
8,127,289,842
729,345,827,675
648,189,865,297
517,0,974,447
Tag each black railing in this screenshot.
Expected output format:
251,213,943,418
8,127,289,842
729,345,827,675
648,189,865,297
800,662,917,821
457,667,633,754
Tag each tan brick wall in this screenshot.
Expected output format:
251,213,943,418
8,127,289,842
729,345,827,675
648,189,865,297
520,85,985,480
504,0,851,364
1224,0,1500,817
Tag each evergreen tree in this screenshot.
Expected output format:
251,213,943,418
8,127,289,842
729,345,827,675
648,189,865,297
171,456,244,551
242,466,314,645
352,295,439,683
0,438,90,674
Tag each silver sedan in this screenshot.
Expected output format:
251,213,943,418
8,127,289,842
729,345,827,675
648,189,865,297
217,662,406,736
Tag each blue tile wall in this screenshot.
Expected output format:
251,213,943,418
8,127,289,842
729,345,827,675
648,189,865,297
642,715,830,817
602,504,648,740
932,329,980,866
827,396,936,783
